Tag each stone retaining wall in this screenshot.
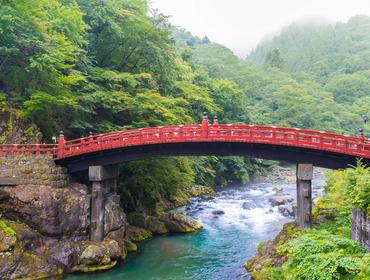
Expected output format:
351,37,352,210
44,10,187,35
351,208,370,251
0,154,69,188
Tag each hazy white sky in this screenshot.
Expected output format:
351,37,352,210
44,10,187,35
150,0,370,57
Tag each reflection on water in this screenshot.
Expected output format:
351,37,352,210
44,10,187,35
64,169,325,280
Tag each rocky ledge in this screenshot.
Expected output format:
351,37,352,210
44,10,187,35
0,183,127,279
0,180,207,279
244,222,301,277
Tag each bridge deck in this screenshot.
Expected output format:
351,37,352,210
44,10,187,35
0,124,369,161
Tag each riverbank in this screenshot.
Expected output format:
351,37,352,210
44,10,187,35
245,166,370,280
62,166,310,280
0,183,211,279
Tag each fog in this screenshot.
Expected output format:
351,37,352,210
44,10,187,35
150,0,370,57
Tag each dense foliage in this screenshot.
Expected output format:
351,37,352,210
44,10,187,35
176,20,370,136
0,1,369,213
0,0,271,213
254,165,370,280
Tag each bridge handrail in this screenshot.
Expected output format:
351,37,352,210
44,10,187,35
0,144,57,156
0,124,369,159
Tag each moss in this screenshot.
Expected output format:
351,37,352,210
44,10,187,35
0,220,16,236
257,242,264,253
244,222,300,274
0,110,16,143
124,239,138,253
125,225,152,242
72,261,117,273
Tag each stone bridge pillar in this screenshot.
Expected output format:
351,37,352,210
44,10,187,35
296,164,313,228
89,165,119,242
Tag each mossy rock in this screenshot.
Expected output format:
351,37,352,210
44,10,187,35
244,222,300,273
0,226,17,252
124,239,138,253
159,212,203,233
125,225,152,242
127,212,168,234
12,252,63,279
72,261,117,273
79,244,110,265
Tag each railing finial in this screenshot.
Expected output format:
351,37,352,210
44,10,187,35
213,115,219,124
202,111,208,122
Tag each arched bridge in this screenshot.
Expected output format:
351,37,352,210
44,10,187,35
1,118,369,237
0,119,369,171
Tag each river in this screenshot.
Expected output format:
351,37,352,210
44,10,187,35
64,168,325,280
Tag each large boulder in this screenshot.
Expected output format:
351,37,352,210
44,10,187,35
47,240,122,273
9,253,62,280
268,195,293,207
0,220,62,279
104,195,126,236
0,184,91,239
125,225,152,242
159,212,203,233
104,194,126,252
242,201,256,210
46,241,81,271
278,205,295,217
127,212,168,234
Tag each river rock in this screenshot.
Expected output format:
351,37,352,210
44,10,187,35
159,212,203,233
242,201,256,210
124,239,138,252
0,183,91,239
79,244,110,265
278,205,294,217
212,210,225,215
268,195,290,206
127,212,168,234
47,241,80,271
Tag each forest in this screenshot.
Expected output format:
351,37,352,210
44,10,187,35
1,0,369,213
0,1,369,279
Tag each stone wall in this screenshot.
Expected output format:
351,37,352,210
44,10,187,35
351,208,370,251
0,154,69,188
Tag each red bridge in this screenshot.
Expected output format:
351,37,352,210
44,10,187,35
1,118,369,172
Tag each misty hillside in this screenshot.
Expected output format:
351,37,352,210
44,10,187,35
172,24,369,135
248,15,370,83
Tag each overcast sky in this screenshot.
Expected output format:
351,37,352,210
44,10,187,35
150,0,370,57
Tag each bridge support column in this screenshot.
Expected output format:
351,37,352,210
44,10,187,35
296,164,313,228
89,165,119,242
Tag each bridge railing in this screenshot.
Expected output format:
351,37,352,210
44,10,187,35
55,124,370,159
0,144,57,156
0,124,369,159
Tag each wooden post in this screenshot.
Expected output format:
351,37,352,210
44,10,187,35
296,164,313,228
57,131,65,159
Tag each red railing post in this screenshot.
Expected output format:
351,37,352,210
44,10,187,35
35,144,40,155
201,112,209,139
57,131,65,159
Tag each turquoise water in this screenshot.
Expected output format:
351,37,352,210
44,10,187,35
64,174,325,280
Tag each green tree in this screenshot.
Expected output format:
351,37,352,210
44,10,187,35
264,48,285,69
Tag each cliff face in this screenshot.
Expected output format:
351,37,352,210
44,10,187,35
0,183,127,279
0,109,41,144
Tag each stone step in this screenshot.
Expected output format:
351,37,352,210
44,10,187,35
0,169,14,177
0,177,21,186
